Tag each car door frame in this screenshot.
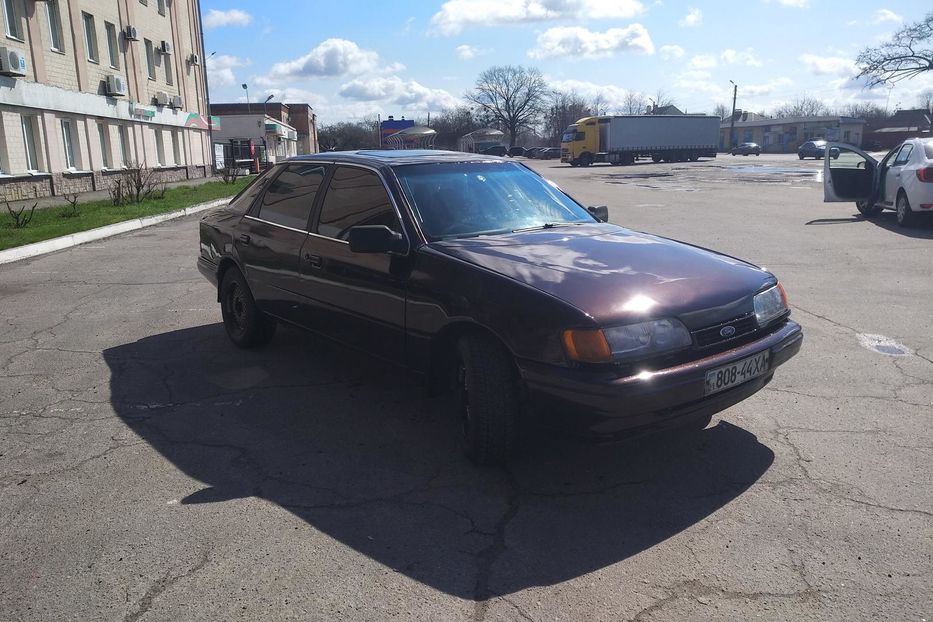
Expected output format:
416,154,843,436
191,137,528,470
884,142,915,206
823,142,879,203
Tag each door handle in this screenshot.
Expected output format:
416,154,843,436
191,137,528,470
304,252,323,268
238,234,251,244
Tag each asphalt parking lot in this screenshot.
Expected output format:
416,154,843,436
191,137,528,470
1,153,931,621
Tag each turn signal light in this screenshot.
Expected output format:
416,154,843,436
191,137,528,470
917,166,933,183
562,329,612,363
777,282,789,306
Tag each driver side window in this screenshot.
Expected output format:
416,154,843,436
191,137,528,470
893,145,913,166
316,166,400,241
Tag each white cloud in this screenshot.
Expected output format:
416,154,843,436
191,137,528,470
206,54,249,87
873,9,902,24
675,70,724,97
265,39,382,82
203,9,252,29
765,0,809,7
528,25,654,59
429,0,645,36
260,88,327,108
799,53,856,76
659,44,685,60
678,8,702,27
339,76,461,111
688,54,717,69
742,77,793,96
721,48,762,67
455,44,485,59
547,78,633,110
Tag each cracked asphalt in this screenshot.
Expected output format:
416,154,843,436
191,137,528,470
1,153,931,621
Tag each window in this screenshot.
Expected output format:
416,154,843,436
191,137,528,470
154,129,165,165
317,166,398,240
21,115,40,172
3,0,21,40
171,130,181,165
258,164,325,230
97,122,111,168
843,130,851,142
893,144,913,166
61,119,77,169
118,125,130,166
82,12,98,63
46,0,64,51
105,22,119,69
144,39,155,79
164,49,173,85
157,0,166,16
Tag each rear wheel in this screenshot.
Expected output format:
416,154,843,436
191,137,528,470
220,268,277,348
651,154,661,163
579,152,593,167
896,192,915,227
455,333,519,465
798,154,804,160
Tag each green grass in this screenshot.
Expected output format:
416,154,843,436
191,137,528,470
0,177,251,251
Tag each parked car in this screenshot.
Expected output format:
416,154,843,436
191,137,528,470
480,145,507,157
508,146,526,157
524,147,540,159
198,150,802,463
798,140,839,160
731,142,761,156
823,138,933,227
537,147,560,160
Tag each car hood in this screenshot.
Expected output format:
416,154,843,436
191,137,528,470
431,224,775,329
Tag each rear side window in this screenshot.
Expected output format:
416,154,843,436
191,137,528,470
227,167,277,214
893,144,913,166
316,166,399,240
258,164,325,230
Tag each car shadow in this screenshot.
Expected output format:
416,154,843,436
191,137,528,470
103,324,774,600
806,212,933,239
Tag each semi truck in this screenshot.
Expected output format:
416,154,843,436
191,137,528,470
560,115,721,167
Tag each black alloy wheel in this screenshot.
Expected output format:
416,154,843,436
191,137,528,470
220,268,277,348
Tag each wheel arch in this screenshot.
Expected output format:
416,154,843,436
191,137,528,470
427,321,520,394
215,257,243,302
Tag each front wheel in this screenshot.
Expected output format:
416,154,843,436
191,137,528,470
220,268,277,348
856,200,882,217
798,154,804,160
455,333,519,465
896,192,915,227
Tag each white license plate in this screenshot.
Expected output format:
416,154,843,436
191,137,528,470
704,351,770,396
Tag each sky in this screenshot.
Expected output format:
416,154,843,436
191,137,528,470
201,0,933,125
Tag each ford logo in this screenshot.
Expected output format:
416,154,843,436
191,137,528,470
720,326,736,338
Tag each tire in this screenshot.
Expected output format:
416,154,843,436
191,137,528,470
651,154,661,163
220,268,277,348
455,332,519,465
856,200,882,218
798,154,804,160
580,152,593,167
896,192,915,227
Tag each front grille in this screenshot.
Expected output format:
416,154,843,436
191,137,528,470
692,313,758,348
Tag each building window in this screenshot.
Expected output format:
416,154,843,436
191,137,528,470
155,129,165,165
164,50,173,85
171,131,181,165
82,12,98,63
105,22,119,69
157,0,166,16
61,119,78,169
97,122,112,169
21,115,41,172
144,39,155,79
118,125,131,166
46,0,64,51
3,0,22,40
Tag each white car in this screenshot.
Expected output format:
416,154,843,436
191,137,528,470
823,138,933,227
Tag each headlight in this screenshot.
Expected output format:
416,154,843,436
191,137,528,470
754,283,788,326
563,318,691,363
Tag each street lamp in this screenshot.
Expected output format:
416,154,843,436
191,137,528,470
728,80,738,149
242,83,250,113
262,94,274,161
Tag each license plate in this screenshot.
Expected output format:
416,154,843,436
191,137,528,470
704,351,770,396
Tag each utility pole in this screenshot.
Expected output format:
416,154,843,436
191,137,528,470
729,80,738,149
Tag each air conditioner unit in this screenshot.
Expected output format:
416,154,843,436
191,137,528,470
158,40,172,55
154,91,170,106
0,46,27,77
170,95,182,109
188,53,199,66
105,74,127,96
124,25,139,41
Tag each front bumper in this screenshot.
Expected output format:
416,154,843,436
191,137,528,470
519,320,802,437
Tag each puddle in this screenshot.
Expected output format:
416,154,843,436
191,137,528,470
857,333,912,356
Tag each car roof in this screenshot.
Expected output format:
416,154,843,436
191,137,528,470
283,149,506,168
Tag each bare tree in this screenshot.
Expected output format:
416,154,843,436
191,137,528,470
620,92,648,115
430,105,484,149
650,88,676,111
591,93,608,116
919,88,933,111
466,65,549,147
318,121,379,151
773,96,828,118
856,11,933,86
543,90,592,144
713,103,730,119
835,102,889,123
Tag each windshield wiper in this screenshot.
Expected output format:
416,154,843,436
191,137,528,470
511,222,586,233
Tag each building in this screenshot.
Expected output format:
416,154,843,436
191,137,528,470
0,0,212,201
720,114,866,152
210,111,299,170
211,102,318,157
863,108,932,150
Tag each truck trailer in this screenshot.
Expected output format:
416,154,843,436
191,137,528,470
560,115,721,166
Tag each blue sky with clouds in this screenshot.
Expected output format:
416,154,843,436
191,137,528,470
202,1,933,124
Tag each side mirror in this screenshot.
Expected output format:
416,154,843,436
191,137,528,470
587,205,609,222
347,225,407,254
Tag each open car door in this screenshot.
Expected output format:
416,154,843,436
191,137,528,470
823,143,878,203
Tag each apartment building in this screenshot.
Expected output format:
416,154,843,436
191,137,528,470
0,0,211,200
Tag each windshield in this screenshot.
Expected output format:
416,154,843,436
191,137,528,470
394,161,594,240
561,131,576,143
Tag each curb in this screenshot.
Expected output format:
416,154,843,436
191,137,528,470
0,197,230,266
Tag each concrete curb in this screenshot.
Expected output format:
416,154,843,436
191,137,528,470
0,197,230,266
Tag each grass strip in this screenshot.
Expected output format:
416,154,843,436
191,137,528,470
1,177,251,251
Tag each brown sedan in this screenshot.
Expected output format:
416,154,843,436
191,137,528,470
198,150,802,463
